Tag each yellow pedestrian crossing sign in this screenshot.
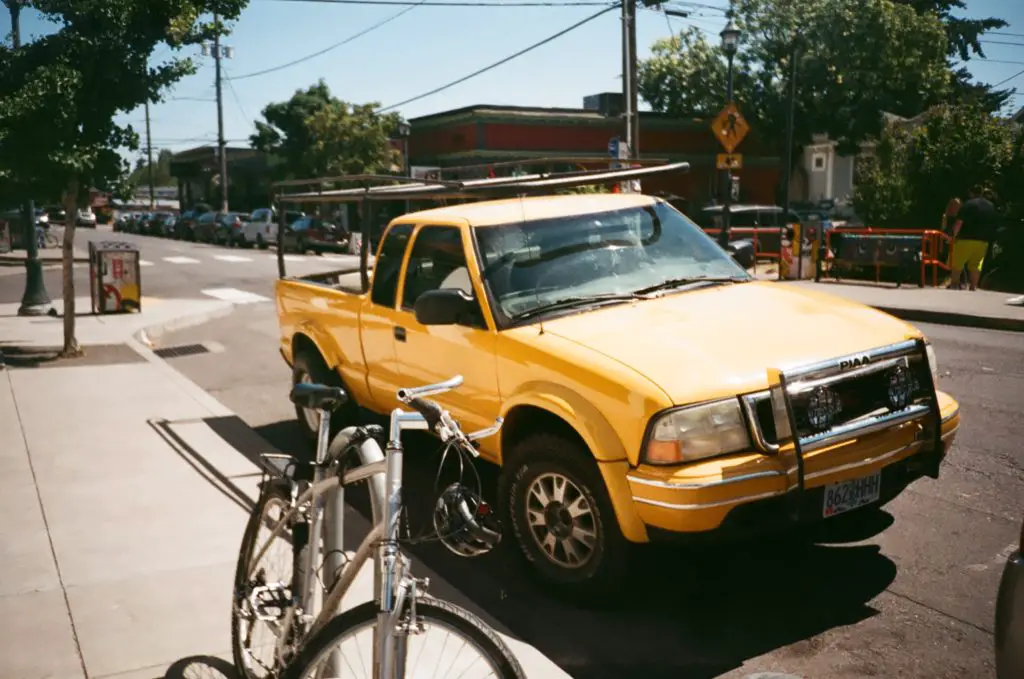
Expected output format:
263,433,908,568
711,102,749,153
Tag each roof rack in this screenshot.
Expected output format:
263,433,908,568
275,161,690,204
271,161,691,282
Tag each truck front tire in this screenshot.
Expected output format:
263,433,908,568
499,432,631,604
291,351,358,442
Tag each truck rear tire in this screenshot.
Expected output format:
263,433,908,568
291,351,358,443
499,432,631,605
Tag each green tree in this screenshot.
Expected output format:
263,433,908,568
892,0,1012,111
251,79,402,179
853,104,1019,227
0,0,247,355
638,0,954,153
128,149,175,188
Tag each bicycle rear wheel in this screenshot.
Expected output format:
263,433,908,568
232,480,307,679
281,598,526,679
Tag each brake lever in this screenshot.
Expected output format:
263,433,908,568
467,417,503,442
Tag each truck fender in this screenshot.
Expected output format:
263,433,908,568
291,322,349,370
500,382,649,543
501,382,627,463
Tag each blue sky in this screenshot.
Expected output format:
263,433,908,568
3,0,1023,166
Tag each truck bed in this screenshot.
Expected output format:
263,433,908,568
292,260,374,294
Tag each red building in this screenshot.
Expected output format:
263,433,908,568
407,94,782,208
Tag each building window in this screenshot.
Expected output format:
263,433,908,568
812,152,827,172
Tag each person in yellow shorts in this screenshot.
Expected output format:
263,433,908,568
950,185,998,291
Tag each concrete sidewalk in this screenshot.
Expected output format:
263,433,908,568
783,279,1024,332
0,298,569,679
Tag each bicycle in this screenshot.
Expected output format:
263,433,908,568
231,375,526,679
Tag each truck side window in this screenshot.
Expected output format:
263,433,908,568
402,226,485,328
370,223,414,308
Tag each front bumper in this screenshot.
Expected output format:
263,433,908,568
996,548,1024,679
626,339,959,536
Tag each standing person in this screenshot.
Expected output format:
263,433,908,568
949,185,998,291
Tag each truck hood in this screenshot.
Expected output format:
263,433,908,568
541,281,921,404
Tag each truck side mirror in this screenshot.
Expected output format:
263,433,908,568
414,288,472,326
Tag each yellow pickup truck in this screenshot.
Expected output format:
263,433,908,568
275,192,960,598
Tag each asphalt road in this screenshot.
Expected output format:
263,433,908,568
149,263,1024,679
13,231,1018,678
0,225,358,305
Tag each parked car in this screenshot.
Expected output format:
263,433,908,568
194,211,219,243
211,211,251,247
175,206,211,241
275,192,961,598
76,207,97,227
45,205,67,224
242,207,305,249
283,215,345,254
996,517,1023,679
152,212,177,237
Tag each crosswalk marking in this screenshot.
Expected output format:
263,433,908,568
200,287,271,304
212,254,253,263
139,260,154,267
164,256,200,264
282,254,306,262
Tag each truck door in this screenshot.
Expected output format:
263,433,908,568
391,224,501,441
359,222,414,412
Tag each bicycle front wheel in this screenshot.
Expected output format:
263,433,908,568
281,598,526,679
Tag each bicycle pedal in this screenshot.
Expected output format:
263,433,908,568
249,583,291,622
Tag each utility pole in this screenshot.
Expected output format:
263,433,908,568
621,0,634,159
627,0,639,160
7,0,53,316
213,12,229,213
145,101,155,211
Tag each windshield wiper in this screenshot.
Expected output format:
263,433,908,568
632,275,748,296
510,293,641,322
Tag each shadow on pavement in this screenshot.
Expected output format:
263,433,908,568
161,655,238,679
0,341,145,368
241,418,899,679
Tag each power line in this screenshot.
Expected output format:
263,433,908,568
991,31,1024,39
981,39,1024,48
223,67,252,128
272,0,612,4
993,67,1024,88
227,0,428,80
380,4,617,112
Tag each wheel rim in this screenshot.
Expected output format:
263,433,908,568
298,371,320,432
524,472,599,569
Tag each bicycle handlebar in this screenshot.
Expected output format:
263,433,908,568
395,376,502,455
396,375,464,403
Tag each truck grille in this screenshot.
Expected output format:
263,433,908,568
742,339,940,457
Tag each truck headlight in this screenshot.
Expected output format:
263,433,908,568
925,342,939,384
643,398,751,465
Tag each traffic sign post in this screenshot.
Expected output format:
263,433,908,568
711,102,750,250
716,153,743,170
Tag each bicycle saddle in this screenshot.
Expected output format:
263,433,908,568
289,383,349,411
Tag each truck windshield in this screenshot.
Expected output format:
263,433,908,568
473,201,748,320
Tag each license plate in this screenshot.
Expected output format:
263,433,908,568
822,471,881,518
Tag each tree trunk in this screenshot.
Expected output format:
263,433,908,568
61,179,81,357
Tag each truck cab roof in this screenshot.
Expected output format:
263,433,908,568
398,193,660,228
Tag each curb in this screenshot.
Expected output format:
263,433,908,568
873,305,1024,333
127,301,239,418
134,301,236,348
0,255,89,267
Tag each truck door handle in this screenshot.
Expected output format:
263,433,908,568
394,326,407,342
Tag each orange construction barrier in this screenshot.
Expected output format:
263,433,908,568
821,227,952,287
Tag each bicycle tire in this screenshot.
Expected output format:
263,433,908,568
232,479,308,679
281,598,526,679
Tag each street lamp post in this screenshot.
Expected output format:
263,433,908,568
7,0,53,316
718,17,741,250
